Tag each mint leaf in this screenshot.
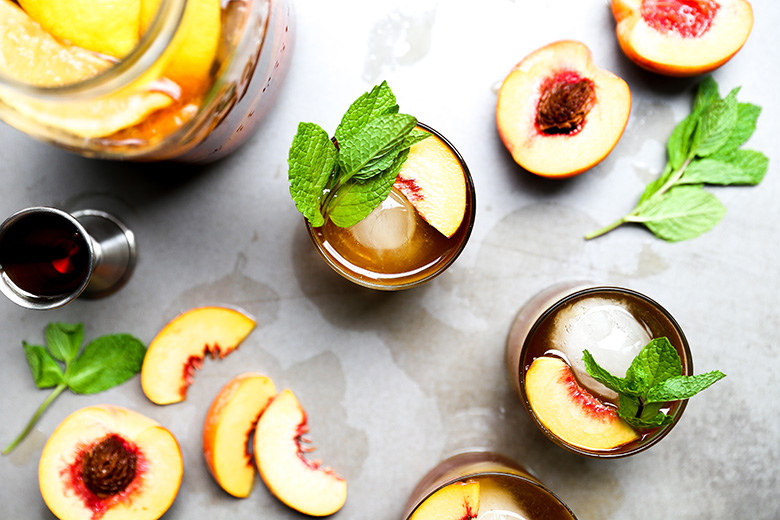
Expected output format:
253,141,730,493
328,148,409,228
692,76,720,114
645,370,726,403
582,350,637,396
22,342,64,388
716,102,761,156
288,122,338,228
681,152,767,185
45,322,83,363
692,88,739,158
636,185,726,242
625,337,682,391
667,113,699,171
337,113,417,180
335,81,398,144
67,334,146,395
617,395,674,429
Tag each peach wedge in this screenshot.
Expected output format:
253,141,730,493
410,480,480,520
254,389,347,516
496,40,630,178
141,306,256,405
39,405,182,520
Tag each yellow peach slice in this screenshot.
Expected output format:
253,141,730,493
525,357,639,451
141,306,256,405
254,389,347,516
39,405,182,520
410,480,480,520
203,373,277,498
394,127,467,238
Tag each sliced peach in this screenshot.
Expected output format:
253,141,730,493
410,480,479,520
203,373,276,498
525,357,639,451
253,389,347,516
394,127,468,238
141,306,256,405
39,405,182,520
496,40,631,178
612,0,753,76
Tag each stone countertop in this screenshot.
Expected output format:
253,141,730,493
1,1,778,519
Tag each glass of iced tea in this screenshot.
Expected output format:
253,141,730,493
403,451,577,520
306,123,476,290
0,0,294,162
505,282,693,458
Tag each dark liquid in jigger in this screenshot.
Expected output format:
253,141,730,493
0,213,91,296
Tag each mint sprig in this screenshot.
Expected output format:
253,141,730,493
583,337,725,430
288,81,429,228
586,77,768,242
3,322,146,455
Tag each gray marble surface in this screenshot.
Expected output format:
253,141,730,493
1,0,779,519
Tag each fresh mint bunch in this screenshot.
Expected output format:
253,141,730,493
2,322,146,455
288,81,429,228
583,337,725,430
586,77,768,242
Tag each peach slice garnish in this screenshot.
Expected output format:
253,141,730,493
496,40,631,178
253,389,347,517
39,405,182,520
525,356,639,451
612,0,754,76
141,306,256,405
410,480,480,520
203,373,276,498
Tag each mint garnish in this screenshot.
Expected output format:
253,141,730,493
583,337,725,430
586,76,768,242
2,322,146,455
287,81,429,228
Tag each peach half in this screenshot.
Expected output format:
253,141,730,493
39,405,182,520
496,40,631,178
141,306,256,405
525,357,639,451
253,389,347,516
394,126,468,238
202,373,276,498
612,0,753,76
410,480,480,520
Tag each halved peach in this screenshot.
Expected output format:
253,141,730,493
525,357,639,451
612,0,753,76
203,373,276,498
39,405,182,520
410,480,480,520
141,306,256,405
496,40,631,178
394,126,468,238
253,389,347,516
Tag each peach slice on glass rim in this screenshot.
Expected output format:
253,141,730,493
39,404,183,520
496,40,631,178
141,306,256,405
253,389,347,516
612,0,753,77
202,373,276,498
410,480,480,520
525,356,639,451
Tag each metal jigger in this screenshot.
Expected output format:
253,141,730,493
0,207,137,310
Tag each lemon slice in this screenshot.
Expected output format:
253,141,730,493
18,0,141,58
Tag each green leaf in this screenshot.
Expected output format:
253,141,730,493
618,394,674,429
708,149,769,185
625,337,683,394
45,322,83,363
692,76,720,114
328,148,409,228
350,128,429,182
716,102,761,156
334,81,399,144
681,153,767,186
288,122,338,227
22,342,65,388
582,350,637,396
667,112,699,170
336,113,417,181
66,334,146,395
692,88,739,158
635,185,726,242
645,370,726,403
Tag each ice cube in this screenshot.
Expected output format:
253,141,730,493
346,189,416,253
552,297,651,400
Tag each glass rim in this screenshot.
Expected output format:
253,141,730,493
305,121,476,291
518,285,693,459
